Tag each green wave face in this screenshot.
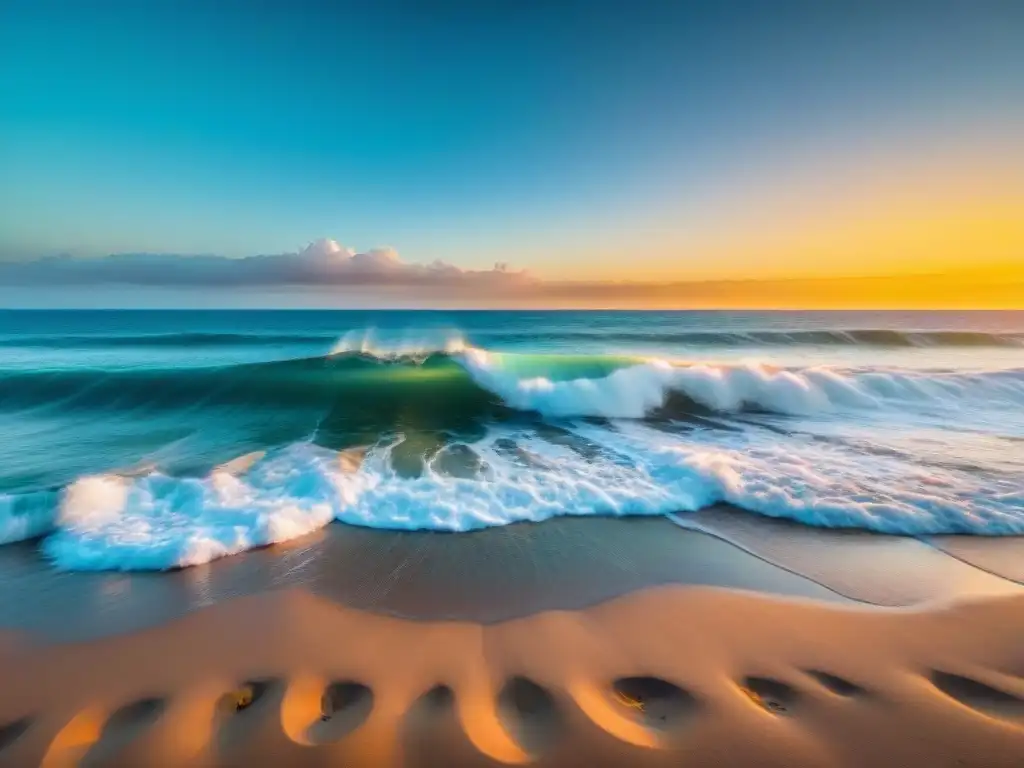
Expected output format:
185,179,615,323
0,350,646,491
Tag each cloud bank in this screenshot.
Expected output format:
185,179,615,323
0,239,1020,308
0,239,536,291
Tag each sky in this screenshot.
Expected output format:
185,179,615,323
1,0,1022,308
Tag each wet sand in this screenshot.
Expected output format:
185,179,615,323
0,515,849,643
2,509,1023,643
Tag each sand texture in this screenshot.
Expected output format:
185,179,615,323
0,586,1022,767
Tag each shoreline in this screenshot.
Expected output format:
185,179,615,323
0,514,850,644
2,510,1023,643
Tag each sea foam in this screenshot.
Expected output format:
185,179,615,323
329,329,467,360
31,413,1024,570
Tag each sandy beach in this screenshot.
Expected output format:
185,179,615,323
0,511,1022,766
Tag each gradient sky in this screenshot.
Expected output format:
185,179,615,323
1,0,1022,307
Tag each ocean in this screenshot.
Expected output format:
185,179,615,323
0,309,1022,571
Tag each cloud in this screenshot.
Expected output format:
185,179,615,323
1,239,1020,308
0,239,537,292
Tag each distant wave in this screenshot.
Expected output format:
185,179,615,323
495,329,1024,348
2,328,1022,350
0,331,334,348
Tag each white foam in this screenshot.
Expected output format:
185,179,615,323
574,421,1024,536
459,349,676,418
35,411,1024,570
40,436,706,570
42,451,337,570
458,351,1024,420
329,329,466,360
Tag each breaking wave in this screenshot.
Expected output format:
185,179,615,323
1,344,1022,420
1,339,1022,570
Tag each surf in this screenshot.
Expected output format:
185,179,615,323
2,343,1023,420
33,414,1024,571
0,328,1022,571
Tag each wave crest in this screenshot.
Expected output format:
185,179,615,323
328,329,467,361
459,350,1024,419
1,344,1022,422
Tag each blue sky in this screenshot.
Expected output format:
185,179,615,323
1,0,1022,306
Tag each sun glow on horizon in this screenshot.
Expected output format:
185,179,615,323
532,143,1024,290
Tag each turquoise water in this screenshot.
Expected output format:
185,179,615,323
1,310,1022,570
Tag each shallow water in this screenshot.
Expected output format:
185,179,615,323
0,309,1022,570
0,517,854,642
